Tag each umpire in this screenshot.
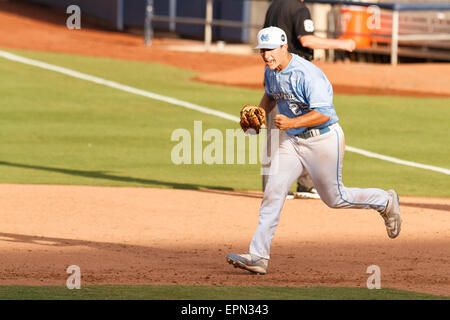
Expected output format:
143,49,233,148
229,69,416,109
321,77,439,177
262,0,355,198
264,0,355,60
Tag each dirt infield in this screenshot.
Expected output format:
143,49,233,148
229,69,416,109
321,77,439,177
1,185,449,296
195,63,450,98
0,2,449,296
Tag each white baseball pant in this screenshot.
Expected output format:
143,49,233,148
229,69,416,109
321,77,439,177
262,108,314,191
250,123,390,259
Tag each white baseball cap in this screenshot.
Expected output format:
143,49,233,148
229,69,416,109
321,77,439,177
254,26,287,50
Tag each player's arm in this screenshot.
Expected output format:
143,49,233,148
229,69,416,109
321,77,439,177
293,5,355,52
274,111,329,130
258,93,276,115
299,35,355,52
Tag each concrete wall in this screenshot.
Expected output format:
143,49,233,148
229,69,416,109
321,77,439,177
248,0,270,46
22,0,252,42
26,0,121,28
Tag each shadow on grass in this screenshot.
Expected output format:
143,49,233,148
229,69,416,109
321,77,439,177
0,160,233,191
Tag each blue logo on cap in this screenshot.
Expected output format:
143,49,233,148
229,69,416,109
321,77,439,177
260,34,269,42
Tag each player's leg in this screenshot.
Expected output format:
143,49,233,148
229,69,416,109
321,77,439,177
295,170,320,199
250,135,304,260
227,135,303,274
263,107,314,199
301,124,401,238
262,106,277,192
302,124,390,210
297,171,314,190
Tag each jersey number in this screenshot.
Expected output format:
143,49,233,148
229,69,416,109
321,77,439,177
288,102,310,116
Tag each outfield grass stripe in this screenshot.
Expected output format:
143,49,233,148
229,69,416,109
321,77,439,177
1,50,449,176
346,146,450,175
0,50,239,123
0,285,448,300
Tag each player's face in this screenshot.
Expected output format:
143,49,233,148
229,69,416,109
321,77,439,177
260,45,287,71
260,47,281,70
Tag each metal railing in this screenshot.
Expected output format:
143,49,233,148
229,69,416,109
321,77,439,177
144,0,262,49
144,0,450,65
305,0,450,65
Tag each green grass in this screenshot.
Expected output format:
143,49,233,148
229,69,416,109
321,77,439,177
0,285,448,300
0,49,449,301
0,48,449,196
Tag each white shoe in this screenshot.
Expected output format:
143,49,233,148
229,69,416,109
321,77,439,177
226,253,268,275
295,187,320,199
380,189,402,239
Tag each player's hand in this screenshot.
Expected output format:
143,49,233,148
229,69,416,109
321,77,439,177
274,114,294,130
342,39,356,52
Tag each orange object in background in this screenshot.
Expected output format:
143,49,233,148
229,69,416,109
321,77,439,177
370,11,392,45
339,6,371,48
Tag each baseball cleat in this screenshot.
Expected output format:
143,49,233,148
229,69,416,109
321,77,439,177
380,189,402,239
226,253,268,275
295,187,320,199
295,191,320,199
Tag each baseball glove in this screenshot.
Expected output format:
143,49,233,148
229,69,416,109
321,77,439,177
240,105,266,134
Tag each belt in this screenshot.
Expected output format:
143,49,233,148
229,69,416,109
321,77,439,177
295,126,330,139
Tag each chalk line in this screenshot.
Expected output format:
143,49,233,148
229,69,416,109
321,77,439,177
1,50,448,175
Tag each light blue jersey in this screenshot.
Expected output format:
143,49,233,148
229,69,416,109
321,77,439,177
264,53,338,135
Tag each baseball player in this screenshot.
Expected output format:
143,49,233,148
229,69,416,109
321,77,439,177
262,0,356,199
227,27,402,275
